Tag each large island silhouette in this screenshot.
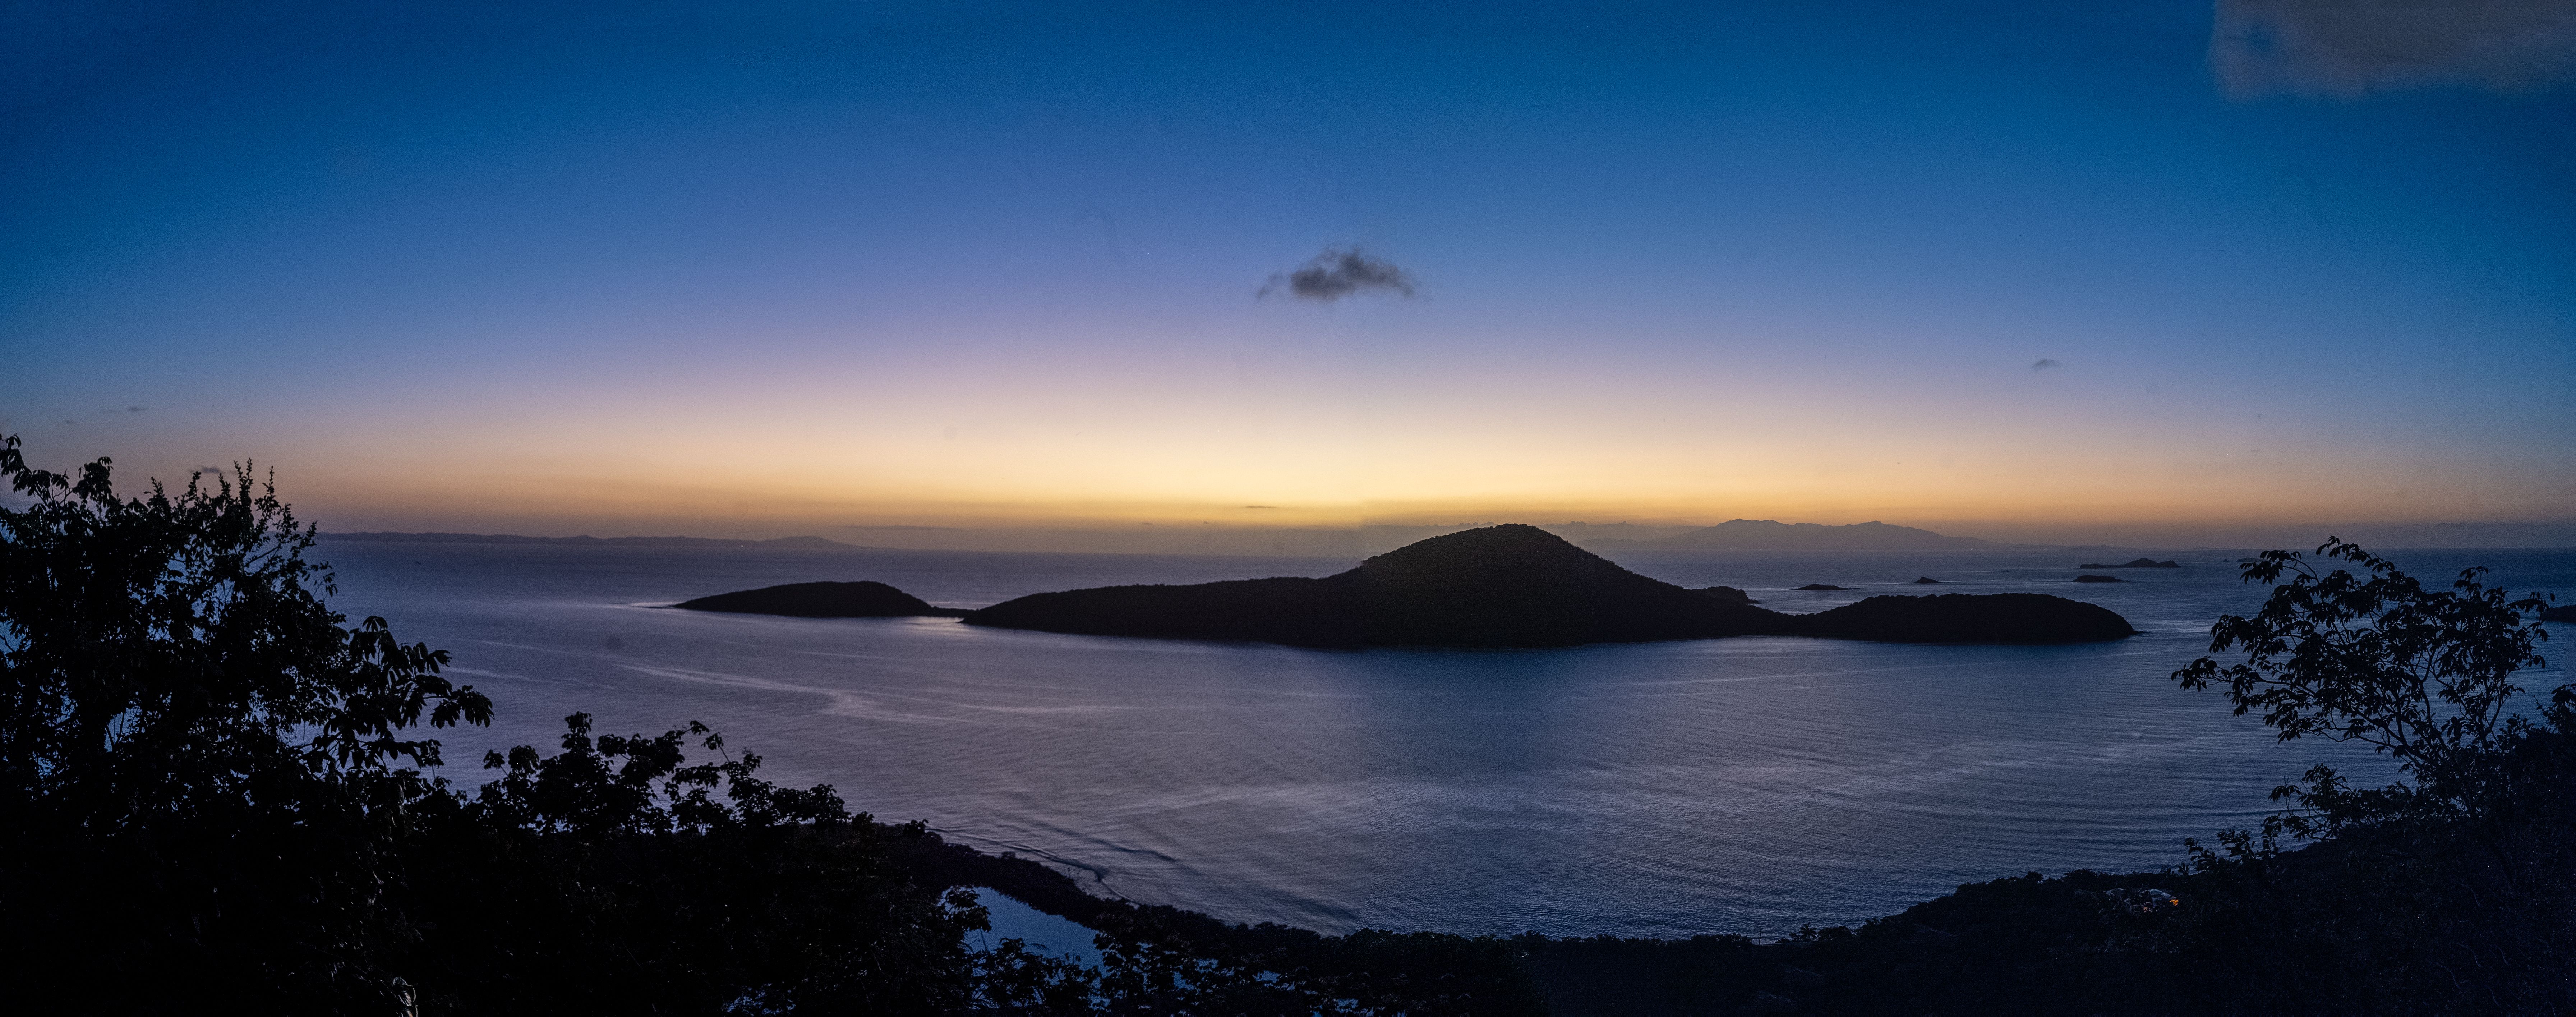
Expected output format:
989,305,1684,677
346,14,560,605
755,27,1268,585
680,524,2135,648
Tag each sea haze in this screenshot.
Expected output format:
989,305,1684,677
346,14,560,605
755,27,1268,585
320,540,2573,938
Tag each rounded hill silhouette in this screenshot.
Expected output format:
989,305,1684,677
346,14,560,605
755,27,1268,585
965,524,2133,648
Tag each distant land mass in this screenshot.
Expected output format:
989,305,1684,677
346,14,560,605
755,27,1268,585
675,581,967,618
676,525,2137,648
1587,519,2004,552
965,524,1796,648
2081,557,2180,569
965,526,2132,646
324,531,874,549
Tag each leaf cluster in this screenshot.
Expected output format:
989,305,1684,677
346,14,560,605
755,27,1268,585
2172,538,2557,842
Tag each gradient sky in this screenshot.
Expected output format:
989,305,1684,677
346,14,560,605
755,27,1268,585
5,1,2572,546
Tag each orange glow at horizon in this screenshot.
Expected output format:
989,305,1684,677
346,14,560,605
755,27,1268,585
206,339,2562,542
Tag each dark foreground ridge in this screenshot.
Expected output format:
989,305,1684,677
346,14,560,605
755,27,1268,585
674,580,969,618
888,819,2215,1016
963,525,2134,648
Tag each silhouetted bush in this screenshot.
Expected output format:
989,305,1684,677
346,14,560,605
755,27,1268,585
0,439,999,1013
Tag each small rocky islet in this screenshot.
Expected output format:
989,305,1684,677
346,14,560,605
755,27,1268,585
674,524,2137,647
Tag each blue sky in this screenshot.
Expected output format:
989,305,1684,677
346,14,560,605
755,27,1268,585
4,1,2571,545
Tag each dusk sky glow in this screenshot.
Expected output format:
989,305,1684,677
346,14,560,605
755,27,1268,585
5,1,2572,548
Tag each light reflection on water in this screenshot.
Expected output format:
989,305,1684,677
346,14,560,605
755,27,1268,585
326,541,2570,938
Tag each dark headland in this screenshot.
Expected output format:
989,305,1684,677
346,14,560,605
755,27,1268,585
675,580,969,618
957,525,2134,647
2081,557,2180,569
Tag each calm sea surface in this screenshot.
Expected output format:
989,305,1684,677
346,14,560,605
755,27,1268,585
321,540,2574,938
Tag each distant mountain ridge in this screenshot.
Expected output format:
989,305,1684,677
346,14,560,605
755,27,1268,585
1589,519,2003,551
323,531,872,549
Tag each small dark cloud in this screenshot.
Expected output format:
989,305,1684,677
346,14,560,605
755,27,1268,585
2031,358,2065,370
126,406,145,413
2212,0,2576,97
192,465,226,475
1259,247,1418,303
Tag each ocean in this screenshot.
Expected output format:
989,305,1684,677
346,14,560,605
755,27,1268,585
319,539,2574,939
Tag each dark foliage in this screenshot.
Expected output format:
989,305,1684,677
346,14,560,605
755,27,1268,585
1,437,491,1011
2159,539,2575,1013
1519,870,2193,1016
397,714,987,1015
676,579,969,618
0,438,996,1013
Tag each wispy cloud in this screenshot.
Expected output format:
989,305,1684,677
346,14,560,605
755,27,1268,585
2031,358,2065,370
2211,0,2576,97
1258,247,1418,303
